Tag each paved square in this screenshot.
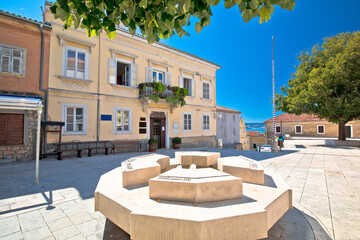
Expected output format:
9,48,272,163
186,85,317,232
0,140,359,239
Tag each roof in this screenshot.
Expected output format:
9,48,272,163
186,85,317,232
216,105,241,114
0,94,42,110
43,1,219,68
247,131,265,137
264,113,326,123
0,9,51,29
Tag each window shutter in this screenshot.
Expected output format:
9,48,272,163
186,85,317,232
146,67,153,82
192,79,196,97
165,72,172,86
179,76,183,88
108,58,116,84
12,49,22,74
1,47,11,73
131,63,139,87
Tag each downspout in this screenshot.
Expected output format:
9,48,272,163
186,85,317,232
96,34,101,142
39,23,49,154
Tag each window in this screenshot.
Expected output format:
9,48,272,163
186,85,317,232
114,108,131,133
202,114,210,131
116,61,131,86
65,47,88,79
184,78,192,96
62,104,87,134
295,125,302,134
183,113,192,131
0,44,25,75
0,113,24,145
202,81,210,99
317,125,325,134
153,70,164,83
253,144,257,149
275,125,281,133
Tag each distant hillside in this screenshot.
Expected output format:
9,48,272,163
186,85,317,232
245,123,265,133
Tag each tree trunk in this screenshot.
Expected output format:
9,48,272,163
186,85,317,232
338,121,346,141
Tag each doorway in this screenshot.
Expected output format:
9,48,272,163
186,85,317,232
150,112,166,148
345,125,352,138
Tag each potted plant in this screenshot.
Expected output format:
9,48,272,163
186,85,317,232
148,138,158,152
172,137,182,149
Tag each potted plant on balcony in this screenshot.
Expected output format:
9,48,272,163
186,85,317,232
172,137,182,149
148,138,158,152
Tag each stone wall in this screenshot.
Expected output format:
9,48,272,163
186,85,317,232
174,136,217,148
216,112,241,145
0,110,39,161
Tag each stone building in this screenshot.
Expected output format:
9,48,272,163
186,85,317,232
264,113,360,143
0,10,51,161
239,116,249,150
216,106,242,148
247,131,266,150
44,2,220,149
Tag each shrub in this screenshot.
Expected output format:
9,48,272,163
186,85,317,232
148,138,158,145
172,137,182,144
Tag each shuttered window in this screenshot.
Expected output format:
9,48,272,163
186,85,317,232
0,113,24,146
0,45,25,75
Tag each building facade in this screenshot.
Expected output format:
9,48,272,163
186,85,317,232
264,113,360,143
239,117,249,150
247,131,266,150
216,106,242,148
0,10,51,161
44,3,220,150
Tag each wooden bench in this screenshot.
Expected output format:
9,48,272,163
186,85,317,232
84,141,112,157
53,141,112,160
112,141,141,154
53,142,85,160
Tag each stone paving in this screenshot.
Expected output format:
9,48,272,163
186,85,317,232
0,140,358,239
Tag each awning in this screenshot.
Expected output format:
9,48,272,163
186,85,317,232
0,94,43,184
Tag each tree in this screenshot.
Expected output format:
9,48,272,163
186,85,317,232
50,0,295,43
276,32,360,141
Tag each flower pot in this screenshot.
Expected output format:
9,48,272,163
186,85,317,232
173,143,181,149
149,144,157,152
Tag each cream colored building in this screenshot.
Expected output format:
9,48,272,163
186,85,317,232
44,3,220,150
239,117,249,150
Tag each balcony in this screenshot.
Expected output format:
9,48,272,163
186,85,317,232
139,86,174,98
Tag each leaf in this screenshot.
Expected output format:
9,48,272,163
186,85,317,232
242,9,253,23
249,0,259,10
260,6,271,23
195,22,203,33
107,30,116,39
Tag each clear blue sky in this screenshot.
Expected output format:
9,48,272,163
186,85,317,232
2,0,360,123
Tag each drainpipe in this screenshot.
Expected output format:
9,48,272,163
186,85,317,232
39,23,49,155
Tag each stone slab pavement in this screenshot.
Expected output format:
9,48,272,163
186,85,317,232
0,140,358,239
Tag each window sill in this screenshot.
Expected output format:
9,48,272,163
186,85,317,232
62,132,87,135
109,84,137,89
114,131,132,134
200,97,211,101
182,129,193,133
0,72,25,78
57,75,93,82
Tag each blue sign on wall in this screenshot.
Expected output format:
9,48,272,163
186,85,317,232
101,114,112,121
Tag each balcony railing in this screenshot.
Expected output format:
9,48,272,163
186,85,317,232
140,86,174,98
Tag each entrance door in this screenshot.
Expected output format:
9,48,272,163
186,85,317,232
150,112,166,148
345,125,352,138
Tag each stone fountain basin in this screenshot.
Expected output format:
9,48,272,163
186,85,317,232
95,166,292,240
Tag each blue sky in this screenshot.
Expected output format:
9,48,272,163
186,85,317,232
1,0,360,123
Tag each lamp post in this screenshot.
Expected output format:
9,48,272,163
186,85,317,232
271,36,278,152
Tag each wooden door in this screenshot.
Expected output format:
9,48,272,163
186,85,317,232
345,126,351,138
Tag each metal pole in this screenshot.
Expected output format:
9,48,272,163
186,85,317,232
271,36,278,152
35,105,43,184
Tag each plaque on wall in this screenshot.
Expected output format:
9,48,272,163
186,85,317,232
139,129,146,134
140,117,146,121
139,122,146,128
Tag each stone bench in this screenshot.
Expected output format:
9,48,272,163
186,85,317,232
175,151,220,168
218,156,264,185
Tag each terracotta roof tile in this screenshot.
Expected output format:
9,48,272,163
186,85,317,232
0,9,51,27
247,131,265,136
264,113,326,123
216,105,241,114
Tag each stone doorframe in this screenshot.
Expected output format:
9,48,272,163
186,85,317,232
146,108,170,149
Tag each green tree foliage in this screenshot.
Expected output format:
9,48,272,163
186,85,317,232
276,32,360,140
50,0,295,43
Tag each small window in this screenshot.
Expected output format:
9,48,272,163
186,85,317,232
202,114,210,131
183,113,192,131
0,45,25,75
114,108,131,133
65,48,87,79
317,125,325,134
153,70,165,83
202,81,210,99
295,125,302,134
63,104,87,134
183,78,192,96
116,62,131,86
253,144,257,149
275,125,281,133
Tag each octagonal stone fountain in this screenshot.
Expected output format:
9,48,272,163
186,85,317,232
95,152,292,240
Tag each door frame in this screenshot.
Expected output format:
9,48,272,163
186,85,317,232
345,124,353,138
147,108,170,149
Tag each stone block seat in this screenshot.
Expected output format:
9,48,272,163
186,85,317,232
95,152,292,240
218,156,265,185
175,151,220,168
